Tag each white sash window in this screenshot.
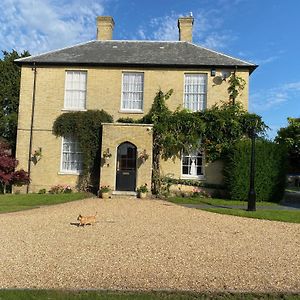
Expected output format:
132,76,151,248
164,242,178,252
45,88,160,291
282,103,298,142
61,137,83,173
181,151,204,179
121,72,144,111
184,74,207,111
64,71,87,110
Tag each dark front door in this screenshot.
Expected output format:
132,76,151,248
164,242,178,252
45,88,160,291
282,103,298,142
116,142,137,191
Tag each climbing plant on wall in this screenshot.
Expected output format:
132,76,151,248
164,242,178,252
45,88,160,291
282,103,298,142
118,89,266,195
52,110,113,191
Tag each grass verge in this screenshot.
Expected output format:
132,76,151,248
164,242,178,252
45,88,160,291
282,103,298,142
0,290,299,300
168,197,300,223
168,197,280,207
0,192,92,214
202,207,300,223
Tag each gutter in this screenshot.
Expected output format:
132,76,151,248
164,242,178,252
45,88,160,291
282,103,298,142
26,62,37,193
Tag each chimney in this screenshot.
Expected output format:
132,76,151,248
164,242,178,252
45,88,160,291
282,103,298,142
178,16,194,42
96,16,115,40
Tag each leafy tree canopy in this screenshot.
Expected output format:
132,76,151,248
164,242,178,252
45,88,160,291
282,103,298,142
0,139,30,193
275,117,300,173
0,50,30,154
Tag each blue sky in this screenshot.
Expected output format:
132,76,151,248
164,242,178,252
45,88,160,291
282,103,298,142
1,0,299,138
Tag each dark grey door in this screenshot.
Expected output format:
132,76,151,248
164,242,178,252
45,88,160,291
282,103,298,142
116,142,137,191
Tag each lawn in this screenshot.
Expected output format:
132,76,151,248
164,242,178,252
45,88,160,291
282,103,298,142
0,192,92,213
168,197,300,223
168,196,280,207
0,290,298,300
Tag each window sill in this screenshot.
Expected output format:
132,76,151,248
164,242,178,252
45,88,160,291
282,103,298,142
181,175,206,181
61,108,87,112
58,171,82,175
119,109,144,114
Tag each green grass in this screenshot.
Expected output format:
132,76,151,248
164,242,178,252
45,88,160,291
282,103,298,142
0,290,298,300
0,192,92,213
168,197,300,223
168,196,280,207
203,207,300,223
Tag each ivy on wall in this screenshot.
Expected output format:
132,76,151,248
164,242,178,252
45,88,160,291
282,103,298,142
52,110,113,190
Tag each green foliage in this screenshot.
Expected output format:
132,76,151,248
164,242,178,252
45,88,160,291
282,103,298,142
0,50,30,154
197,102,267,161
162,177,226,189
52,110,113,190
117,90,266,196
227,72,246,103
224,139,287,202
275,117,300,173
136,183,149,193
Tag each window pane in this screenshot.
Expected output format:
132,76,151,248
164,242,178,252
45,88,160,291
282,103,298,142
122,73,144,110
61,137,83,172
181,150,204,177
64,71,87,110
184,74,207,112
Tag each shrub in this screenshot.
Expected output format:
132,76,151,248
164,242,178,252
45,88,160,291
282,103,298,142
224,139,287,202
136,183,148,193
99,185,110,193
49,184,72,194
38,188,46,194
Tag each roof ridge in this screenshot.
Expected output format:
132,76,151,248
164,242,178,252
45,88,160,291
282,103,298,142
15,40,95,62
93,40,184,43
186,42,256,66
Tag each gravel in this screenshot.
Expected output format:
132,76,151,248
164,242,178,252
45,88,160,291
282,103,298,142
0,197,299,293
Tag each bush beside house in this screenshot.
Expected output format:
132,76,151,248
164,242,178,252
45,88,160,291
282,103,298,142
224,139,287,202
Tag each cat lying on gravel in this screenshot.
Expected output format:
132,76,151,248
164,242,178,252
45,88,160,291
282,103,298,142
77,213,97,226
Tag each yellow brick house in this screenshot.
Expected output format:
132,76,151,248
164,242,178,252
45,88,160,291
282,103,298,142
15,16,257,194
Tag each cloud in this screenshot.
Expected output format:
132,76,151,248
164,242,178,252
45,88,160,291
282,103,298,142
250,81,300,112
135,10,235,50
0,0,105,55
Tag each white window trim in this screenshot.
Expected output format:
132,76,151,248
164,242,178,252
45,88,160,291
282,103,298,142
181,150,205,180
64,70,87,111
120,72,144,113
59,137,83,175
183,73,207,112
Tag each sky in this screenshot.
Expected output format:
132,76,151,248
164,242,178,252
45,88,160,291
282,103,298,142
1,0,299,139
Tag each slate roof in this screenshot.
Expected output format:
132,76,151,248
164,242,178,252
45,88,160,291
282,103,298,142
15,40,257,72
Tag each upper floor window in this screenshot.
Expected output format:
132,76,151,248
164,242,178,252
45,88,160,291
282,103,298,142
184,74,207,111
64,71,87,110
121,72,144,111
181,150,204,179
61,136,83,173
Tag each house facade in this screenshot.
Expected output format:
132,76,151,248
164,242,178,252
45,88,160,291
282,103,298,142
15,16,256,193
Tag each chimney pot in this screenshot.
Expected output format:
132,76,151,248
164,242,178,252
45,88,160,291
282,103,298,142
178,16,194,42
96,16,115,40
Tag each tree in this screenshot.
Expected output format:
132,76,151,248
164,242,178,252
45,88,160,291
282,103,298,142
275,117,300,173
0,140,30,193
0,50,30,155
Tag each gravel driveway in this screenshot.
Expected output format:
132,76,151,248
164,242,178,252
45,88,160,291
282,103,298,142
0,197,299,293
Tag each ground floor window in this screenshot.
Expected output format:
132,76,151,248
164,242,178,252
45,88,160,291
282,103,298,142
61,136,83,173
181,151,204,179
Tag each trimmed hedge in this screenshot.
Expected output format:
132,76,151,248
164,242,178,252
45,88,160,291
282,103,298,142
224,139,287,202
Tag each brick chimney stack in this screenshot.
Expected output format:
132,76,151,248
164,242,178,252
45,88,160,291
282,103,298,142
96,16,115,40
178,16,194,42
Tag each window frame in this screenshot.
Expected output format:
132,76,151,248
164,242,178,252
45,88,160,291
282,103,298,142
63,70,87,111
181,150,205,180
60,136,83,175
183,73,207,112
120,72,144,113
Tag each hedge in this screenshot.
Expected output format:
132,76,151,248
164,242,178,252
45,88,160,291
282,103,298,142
224,139,287,202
